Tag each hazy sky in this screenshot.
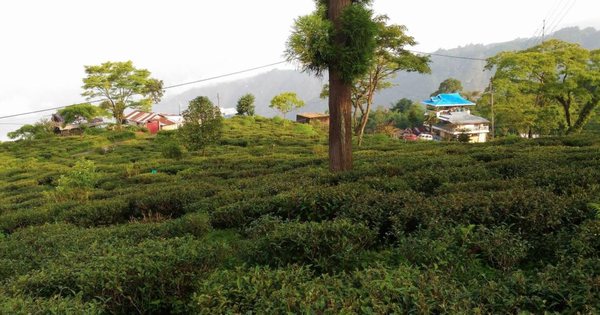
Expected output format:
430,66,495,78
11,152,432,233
0,0,598,137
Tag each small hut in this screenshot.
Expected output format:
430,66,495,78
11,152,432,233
296,113,330,124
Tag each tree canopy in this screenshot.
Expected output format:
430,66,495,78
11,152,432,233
270,92,305,119
57,103,106,125
7,119,54,140
486,40,600,134
431,78,463,96
82,61,163,128
236,94,256,116
286,0,380,172
179,96,223,152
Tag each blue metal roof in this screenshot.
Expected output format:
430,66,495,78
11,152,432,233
422,93,475,107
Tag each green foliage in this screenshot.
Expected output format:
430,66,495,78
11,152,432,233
235,93,256,116
7,120,54,141
285,8,334,76
391,98,414,113
179,96,224,151
487,40,599,134
269,92,305,118
286,1,378,83
57,103,106,125
431,78,463,96
0,117,600,313
335,4,378,83
161,141,183,160
81,61,164,127
49,159,99,202
106,130,135,142
245,219,375,272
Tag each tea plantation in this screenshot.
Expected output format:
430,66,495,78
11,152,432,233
0,116,599,314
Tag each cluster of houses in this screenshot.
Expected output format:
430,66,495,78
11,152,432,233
50,93,490,143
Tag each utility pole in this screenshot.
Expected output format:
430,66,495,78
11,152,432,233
542,19,546,42
490,79,495,139
217,93,221,107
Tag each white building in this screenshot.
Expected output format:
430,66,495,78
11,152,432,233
422,93,490,143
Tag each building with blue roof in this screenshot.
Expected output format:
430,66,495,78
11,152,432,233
421,93,489,143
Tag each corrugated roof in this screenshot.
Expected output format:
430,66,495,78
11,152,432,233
422,93,475,107
297,113,329,119
439,112,489,124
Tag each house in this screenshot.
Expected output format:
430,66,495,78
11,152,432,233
296,113,330,124
50,113,105,136
124,110,183,134
422,93,490,143
220,107,238,118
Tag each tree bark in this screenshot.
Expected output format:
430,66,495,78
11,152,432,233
328,0,353,172
356,88,375,147
570,97,599,134
556,96,572,129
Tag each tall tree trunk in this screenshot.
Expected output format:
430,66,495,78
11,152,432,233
557,96,572,130
570,98,599,134
356,91,375,147
328,0,353,172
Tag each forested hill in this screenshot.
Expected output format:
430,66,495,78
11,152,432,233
155,26,600,116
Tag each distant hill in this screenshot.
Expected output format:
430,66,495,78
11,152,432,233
155,26,600,117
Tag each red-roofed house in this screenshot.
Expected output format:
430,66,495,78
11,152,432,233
124,110,183,134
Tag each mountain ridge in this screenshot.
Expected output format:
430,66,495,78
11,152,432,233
153,26,598,118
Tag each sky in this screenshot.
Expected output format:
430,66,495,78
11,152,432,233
0,0,599,139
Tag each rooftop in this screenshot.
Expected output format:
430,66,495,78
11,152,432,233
439,111,490,124
422,93,475,107
297,113,329,119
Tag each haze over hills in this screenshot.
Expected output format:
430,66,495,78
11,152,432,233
155,26,600,118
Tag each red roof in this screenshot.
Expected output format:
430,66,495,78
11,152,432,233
125,111,178,126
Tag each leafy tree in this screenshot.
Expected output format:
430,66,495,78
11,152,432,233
286,0,379,171
391,98,414,113
236,94,256,116
269,92,305,119
487,40,600,134
179,96,223,152
318,16,430,146
7,119,54,140
57,103,106,125
81,61,164,129
431,78,463,96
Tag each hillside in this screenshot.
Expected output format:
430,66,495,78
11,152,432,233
0,118,599,313
155,26,600,116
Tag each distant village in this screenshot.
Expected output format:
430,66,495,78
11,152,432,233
50,92,492,143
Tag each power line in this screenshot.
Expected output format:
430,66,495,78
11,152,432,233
163,61,287,89
0,61,288,121
407,50,488,61
547,0,577,36
0,53,493,122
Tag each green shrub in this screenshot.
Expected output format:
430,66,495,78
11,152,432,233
106,130,136,142
160,141,183,159
0,294,103,314
10,237,227,314
245,219,375,272
471,225,530,270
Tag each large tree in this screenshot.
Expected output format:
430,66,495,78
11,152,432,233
431,78,463,96
236,93,256,116
286,0,378,171
351,16,430,145
57,103,106,125
270,92,305,119
487,40,599,134
179,96,223,152
82,61,164,129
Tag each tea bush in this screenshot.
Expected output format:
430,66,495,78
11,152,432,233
0,117,599,312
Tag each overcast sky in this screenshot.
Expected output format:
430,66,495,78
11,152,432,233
0,0,598,138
